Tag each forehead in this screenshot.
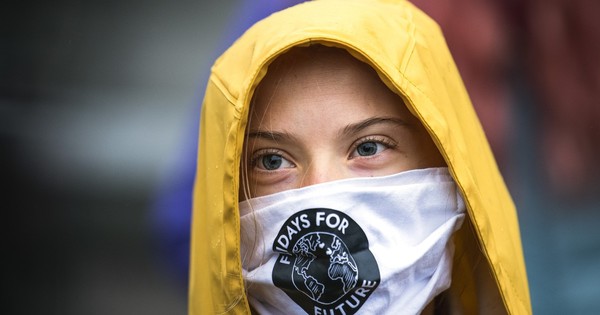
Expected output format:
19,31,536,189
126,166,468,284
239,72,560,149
256,46,383,96
250,46,413,126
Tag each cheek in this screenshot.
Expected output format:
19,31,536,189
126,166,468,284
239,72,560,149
348,150,412,176
247,170,300,198
415,133,446,168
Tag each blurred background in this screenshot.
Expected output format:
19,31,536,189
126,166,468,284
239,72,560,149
3,0,599,314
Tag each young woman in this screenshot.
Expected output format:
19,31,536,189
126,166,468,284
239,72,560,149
189,1,531,314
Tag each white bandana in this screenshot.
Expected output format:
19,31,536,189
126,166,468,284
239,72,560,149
239,167,465,315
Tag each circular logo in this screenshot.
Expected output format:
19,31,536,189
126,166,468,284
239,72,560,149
272,209,380,314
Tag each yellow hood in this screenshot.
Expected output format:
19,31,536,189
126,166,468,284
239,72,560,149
189,0,531,314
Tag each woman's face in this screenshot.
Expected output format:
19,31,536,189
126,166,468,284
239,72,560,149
243,47,445,198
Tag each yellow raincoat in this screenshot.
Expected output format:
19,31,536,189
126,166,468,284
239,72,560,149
189,0,531,313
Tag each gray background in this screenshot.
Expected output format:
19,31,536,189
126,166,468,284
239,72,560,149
4,1,239,314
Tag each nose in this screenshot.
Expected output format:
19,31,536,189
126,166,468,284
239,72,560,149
299,157,346,187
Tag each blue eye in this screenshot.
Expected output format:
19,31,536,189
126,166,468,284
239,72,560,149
254,152,294,171
355,141,390,157
356,141,380,156
261,154,283,170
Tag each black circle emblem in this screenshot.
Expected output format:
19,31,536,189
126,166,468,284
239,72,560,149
272,208,380,314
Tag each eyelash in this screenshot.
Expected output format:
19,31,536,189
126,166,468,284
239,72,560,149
349,136,397,158
248,135,397,169
250,148,290,169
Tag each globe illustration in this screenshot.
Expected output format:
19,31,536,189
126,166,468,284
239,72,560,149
291,232,359,304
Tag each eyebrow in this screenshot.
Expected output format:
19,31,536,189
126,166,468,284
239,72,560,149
247,130,298,143
341,116,410,136
246,116,410,142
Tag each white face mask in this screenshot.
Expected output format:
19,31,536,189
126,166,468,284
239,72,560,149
239,167,465,315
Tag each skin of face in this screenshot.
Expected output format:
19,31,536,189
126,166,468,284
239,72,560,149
243,46,445,198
